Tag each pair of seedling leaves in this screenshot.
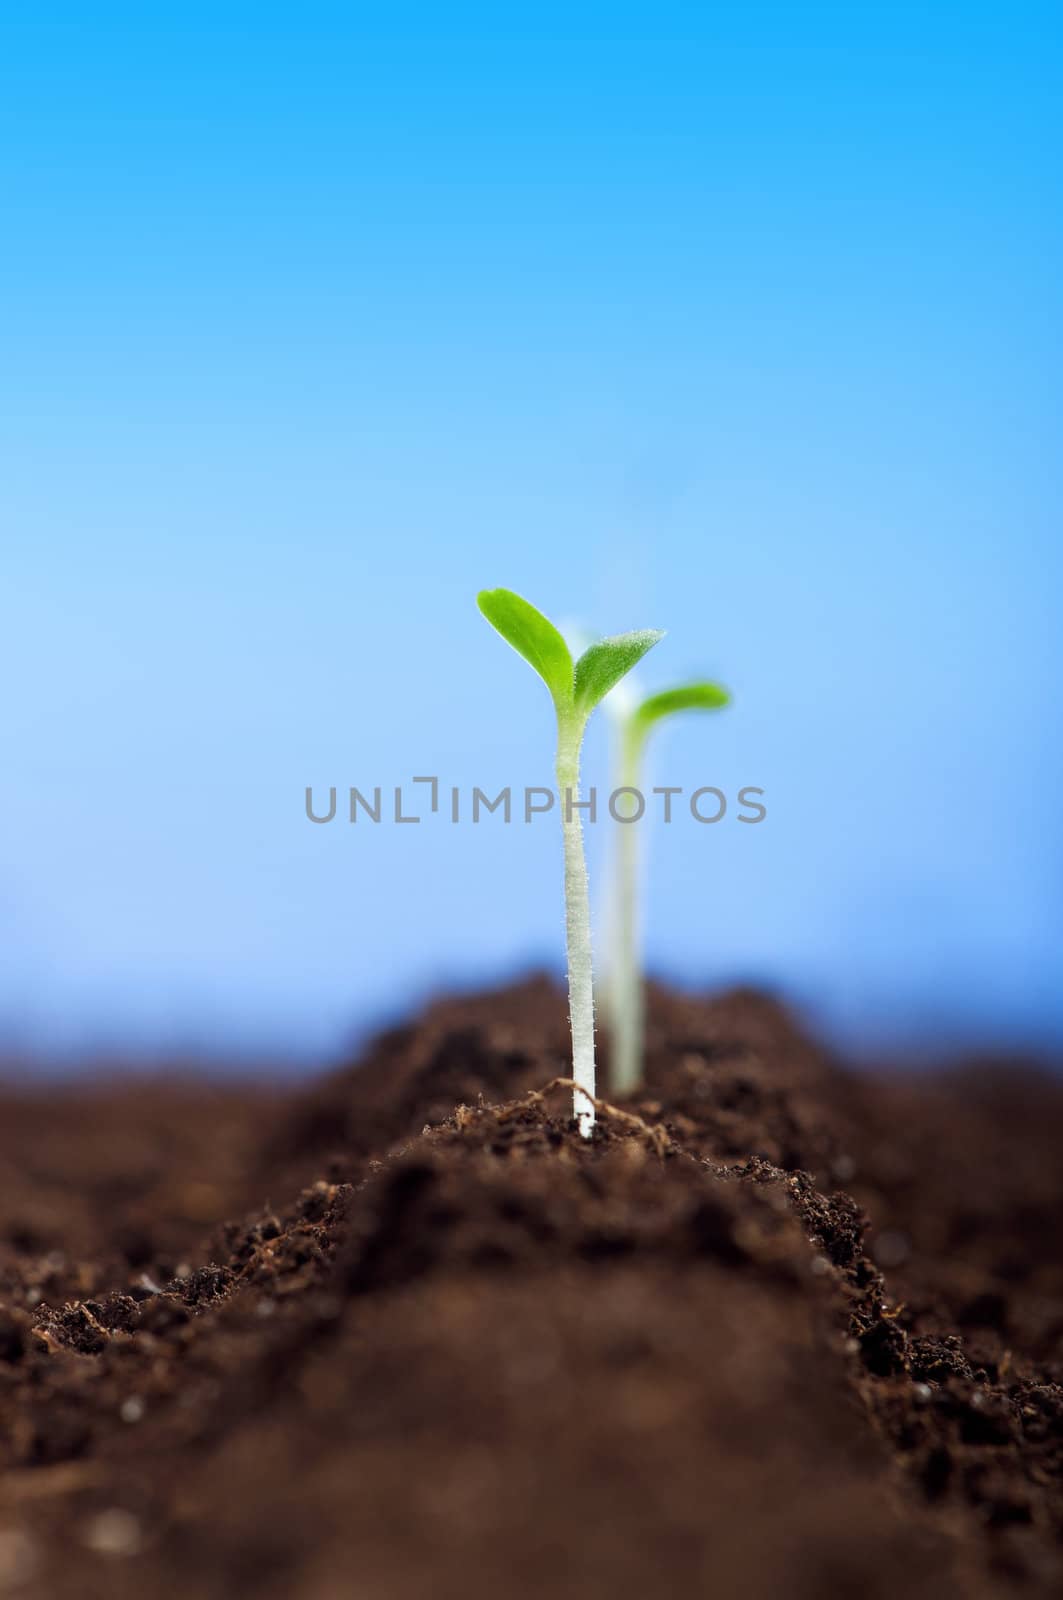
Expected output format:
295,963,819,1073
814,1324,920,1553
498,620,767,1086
477,587,729,738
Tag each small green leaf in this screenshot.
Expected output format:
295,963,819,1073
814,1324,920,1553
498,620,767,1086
477,589,574,708
633,681,731,735
573,629,664,716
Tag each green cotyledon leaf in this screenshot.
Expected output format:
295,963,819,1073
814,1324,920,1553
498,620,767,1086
477,589,574,710
573,629,664,718
632,681,731,737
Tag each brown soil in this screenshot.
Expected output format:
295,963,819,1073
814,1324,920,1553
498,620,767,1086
1,976,1061,1598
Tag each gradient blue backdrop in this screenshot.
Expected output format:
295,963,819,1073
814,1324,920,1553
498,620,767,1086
3,4,1061,1064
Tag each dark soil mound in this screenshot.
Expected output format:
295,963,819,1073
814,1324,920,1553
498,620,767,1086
0,978,1061,1598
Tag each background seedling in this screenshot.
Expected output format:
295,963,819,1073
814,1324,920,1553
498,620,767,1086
477,588,662,1134
606,681,730,1096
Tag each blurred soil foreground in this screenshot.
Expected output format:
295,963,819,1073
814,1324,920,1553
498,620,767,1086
1,977,1062,1598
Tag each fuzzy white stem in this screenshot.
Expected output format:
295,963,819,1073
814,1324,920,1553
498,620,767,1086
556,719,596,1136
609,728,645,1096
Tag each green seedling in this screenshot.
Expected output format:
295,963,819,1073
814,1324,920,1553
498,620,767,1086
477,588,663,1135
606,681,730,1097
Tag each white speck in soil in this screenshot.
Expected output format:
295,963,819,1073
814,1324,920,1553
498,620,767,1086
82,1510,142,1558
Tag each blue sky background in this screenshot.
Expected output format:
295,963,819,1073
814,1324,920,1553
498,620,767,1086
3,4,1061,1066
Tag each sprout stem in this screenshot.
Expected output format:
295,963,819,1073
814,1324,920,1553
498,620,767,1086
556,717,596,1136
610,725,644,1096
